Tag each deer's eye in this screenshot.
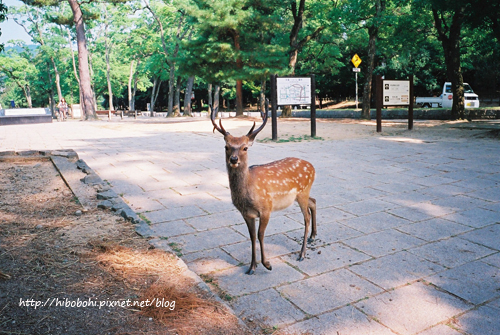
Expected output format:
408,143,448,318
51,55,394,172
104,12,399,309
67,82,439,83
243,147,248,151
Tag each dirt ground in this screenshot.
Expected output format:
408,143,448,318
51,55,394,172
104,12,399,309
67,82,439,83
0,159,249,335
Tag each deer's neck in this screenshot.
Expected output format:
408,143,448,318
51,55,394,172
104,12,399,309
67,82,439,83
227,163,254,211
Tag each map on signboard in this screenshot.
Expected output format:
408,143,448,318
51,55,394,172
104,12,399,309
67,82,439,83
383,80,410,106
277,77,312,105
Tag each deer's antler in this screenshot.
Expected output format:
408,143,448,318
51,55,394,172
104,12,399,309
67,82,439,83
247,99,269,140
210,105,229,136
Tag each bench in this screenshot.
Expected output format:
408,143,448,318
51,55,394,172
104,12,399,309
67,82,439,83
96,110,142,119
96,110,115,119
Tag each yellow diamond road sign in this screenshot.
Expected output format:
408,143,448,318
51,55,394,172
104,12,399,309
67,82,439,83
351,54,362,68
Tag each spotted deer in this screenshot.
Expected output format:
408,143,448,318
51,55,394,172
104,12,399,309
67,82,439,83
211,102,317,275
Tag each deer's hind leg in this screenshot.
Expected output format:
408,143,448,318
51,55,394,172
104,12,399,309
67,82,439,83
258,211,272,271
308,197,317,242
297,194,312,261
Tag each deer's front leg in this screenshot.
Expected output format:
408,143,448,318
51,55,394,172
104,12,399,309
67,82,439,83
258,212,272,271
244,217,258,275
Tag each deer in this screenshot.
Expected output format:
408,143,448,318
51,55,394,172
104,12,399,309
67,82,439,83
210,101,317,275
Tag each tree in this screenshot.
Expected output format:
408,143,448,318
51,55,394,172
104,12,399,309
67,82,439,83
143,0,191,116
428,0,468,120
179,0,286,116
0,0,7,52
0,48,38,107
280,0,332,117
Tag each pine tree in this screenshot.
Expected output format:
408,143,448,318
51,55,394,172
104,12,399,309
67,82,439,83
178,0,287,115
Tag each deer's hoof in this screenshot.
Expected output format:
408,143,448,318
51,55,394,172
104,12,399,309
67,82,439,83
263,261,272,271
245,267,256,275
297,255,305,262
308,236,316,243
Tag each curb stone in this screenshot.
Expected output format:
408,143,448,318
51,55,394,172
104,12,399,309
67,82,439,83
0,150,252,333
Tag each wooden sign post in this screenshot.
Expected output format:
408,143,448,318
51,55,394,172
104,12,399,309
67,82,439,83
270,75,317,140
376,75,414,132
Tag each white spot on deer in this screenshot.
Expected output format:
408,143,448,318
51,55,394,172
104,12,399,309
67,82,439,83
299,173,303,177
303,167,308,172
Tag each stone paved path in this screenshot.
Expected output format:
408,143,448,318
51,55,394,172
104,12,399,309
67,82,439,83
1,118,499,335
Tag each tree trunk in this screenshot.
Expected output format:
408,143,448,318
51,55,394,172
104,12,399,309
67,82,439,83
361,25,378,119
46,61,55,116
183,76,195,116
52,60,62,102
150,76,161,115
67,28,80,85
213,84,220,116
68,0,96,120
172,76,181,116
432,7,465,120
87,53,98,113
128,60,134,110
208,83,213,108
361,0,383,120
168,66,175,115
104,11,114,111
259,78,266,112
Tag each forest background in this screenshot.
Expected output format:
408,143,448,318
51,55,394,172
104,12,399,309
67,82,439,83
0,0,499,120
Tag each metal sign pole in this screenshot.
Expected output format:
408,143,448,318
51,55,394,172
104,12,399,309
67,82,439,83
355,72,358,109
311,74,316,138
270,74,278,141
376,75,382,133
409,75,414,130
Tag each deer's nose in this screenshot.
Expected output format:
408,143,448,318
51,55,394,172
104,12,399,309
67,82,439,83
229,156,238,164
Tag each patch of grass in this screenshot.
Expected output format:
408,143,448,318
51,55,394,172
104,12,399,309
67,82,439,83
70,196,81,205
137,213,151,224
200,274,234,302
168,242,183,257
259,135,324,143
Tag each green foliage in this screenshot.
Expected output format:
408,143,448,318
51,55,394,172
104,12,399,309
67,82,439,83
177,0,288,84
1,0,499,111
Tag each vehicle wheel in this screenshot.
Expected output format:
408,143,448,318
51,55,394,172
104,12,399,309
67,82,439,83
422,103,431,108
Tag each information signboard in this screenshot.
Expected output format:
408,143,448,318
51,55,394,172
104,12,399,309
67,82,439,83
383,80,410,106
276,77,312,106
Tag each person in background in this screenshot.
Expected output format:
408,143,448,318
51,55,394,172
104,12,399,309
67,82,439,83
57,98,68,121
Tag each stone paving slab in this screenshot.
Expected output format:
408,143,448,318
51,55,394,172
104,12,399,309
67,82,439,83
349,251,445,290
481,253,500,268
396,218,473,242
222,233,300,264
408,237,496,268
427,260,500,304
183,247,240,274
279,305,396,335
213,259,305,296
231,288,306,329
2,119,500,335
442,207,500,228
343,229,426,257
459,224,500,250
285,221,363,245
281,242,372,276
339,211,412,234
277,269,382,315
167,227,247,254
456,300,500,335
354,282,473,335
